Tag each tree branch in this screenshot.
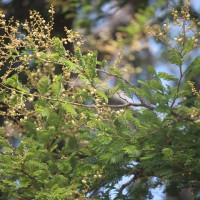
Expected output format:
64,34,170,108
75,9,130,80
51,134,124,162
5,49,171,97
115,168,143,200
1,84,154,110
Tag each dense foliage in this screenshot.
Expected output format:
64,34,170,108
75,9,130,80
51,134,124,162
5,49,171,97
0,1,200,199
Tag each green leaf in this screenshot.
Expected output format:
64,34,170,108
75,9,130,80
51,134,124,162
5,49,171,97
157,168,175,178
123,145,141,157
154,104,170,113
96,90,108,103
147,65,157,75
110,153,124,163
0,90,6,101
4,74,18,88
40,52,49,59
135,85,155,104
78,74,90,84
57,160,72,172
184,39,193,54
97,59,107,67
165,49,183,66
19,177,31,188
49,52,60,61
128,114,143,130
3,147,13,153
33,169,50,181
146,66,165,92
185,57,200,81
61,103,77,116
162,148,173,157
46,112,61,127
52,75,63,97
158,72,178,81
35,100,50,116
109,67,122,78
38,77,51,94
75,48,85,67
84,51,97,78
148,79,164,92
4,74,29,93
51,175,68,186
52,37,66,55
117,80,133,98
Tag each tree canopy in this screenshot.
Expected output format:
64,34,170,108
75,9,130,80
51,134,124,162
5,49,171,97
0,0,200,199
